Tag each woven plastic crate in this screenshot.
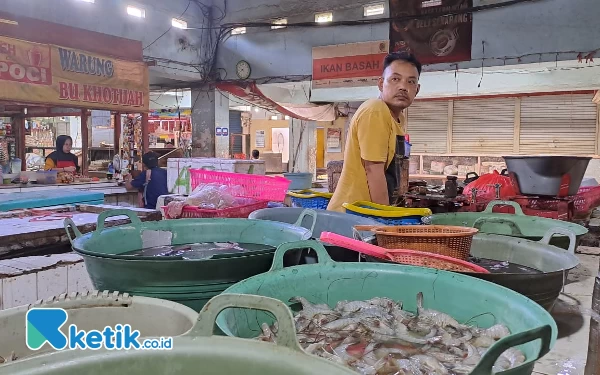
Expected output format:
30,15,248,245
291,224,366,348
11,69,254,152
287,190,333,210
190,169,290,202
343,201,431,225
357,225,479,261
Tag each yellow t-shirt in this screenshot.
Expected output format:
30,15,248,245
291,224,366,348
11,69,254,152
327,99,405,212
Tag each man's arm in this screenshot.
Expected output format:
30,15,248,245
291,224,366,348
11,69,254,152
363,160,389,205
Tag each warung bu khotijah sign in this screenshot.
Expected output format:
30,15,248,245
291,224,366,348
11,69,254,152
0,36,149,111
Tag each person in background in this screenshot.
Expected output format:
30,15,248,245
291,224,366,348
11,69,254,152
327,52,421,212
251,150,260,160
0,146,8,174
45,135,80,173
124,152,168,210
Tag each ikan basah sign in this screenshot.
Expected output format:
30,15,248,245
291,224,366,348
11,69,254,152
312,41,389,89
0,36,149,112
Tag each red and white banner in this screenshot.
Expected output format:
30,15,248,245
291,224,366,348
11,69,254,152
216,81,335,121
312,40,389,89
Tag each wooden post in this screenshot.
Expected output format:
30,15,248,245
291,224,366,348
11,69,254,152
585,266,600,375
113,112,121,156
141,112,149,155
15,115,26,171
80,109,89,174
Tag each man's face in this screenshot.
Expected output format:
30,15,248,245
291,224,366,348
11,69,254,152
378,60,420,111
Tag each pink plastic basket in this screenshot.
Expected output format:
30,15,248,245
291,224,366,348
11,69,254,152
163,200,269,219
189,169,290,202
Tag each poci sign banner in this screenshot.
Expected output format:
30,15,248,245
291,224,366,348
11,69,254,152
389,0,473,64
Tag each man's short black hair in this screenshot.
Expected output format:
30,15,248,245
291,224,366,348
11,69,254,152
383,52,422,76
251,149,260,158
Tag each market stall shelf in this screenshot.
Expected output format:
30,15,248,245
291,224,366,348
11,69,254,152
0,253,93,310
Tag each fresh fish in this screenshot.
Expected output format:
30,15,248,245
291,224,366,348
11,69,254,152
256,295,526,375
350,308,394,322
428,349,461,364
411,354,449,375
501,347,526,367
323,317,364,330
472,335,496,348
337,300,375,313
452,364,476,374
480,324,511,340
462,343,481,366
394,359,423,375
416,292,463,329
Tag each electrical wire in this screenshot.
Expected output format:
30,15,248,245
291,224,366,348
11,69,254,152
182,0,543,31
143,0,192,51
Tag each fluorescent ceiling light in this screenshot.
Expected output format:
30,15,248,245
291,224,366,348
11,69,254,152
232,27,246,35
272,18,288,29
79,0,95,3
127,6,145,18
172,18,187,29
364,3,385,16
0,18,18,25
315,12,333,23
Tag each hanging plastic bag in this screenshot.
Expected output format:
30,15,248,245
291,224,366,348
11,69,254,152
463,170,517,202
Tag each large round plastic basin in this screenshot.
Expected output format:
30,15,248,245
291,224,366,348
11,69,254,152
427,200,587,249
64,209,311,311
217,241,557,375
0,294,355,375
0,290,197,365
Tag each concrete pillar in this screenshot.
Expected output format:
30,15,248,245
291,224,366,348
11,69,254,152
191,87,229,158
289,118,317,177
214,90,230,158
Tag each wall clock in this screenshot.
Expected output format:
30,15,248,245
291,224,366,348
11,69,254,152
236,60,251,80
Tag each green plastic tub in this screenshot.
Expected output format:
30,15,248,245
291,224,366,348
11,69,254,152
0,290,197,365
0,294,355,375
426,200,588,250
217,241,557,375
64,209,311,311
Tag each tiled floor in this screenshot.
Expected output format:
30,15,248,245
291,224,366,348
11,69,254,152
533,253,599,375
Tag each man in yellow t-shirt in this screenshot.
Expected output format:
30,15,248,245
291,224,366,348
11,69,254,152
328,53,421,212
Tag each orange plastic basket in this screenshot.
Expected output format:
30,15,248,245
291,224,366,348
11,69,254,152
384,249,487,273
355,225,478,261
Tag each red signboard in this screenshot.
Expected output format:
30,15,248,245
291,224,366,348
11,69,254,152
312,40,389,89
312,53,387,81
390,0,473,64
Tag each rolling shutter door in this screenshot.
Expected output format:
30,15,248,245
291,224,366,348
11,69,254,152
452,98,515,154
406,101,448,153
519,94,597,155
229,110,243,154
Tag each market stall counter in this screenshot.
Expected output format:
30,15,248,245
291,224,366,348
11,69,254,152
0,180,140,207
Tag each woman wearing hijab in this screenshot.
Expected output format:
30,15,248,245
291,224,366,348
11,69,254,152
44,135,80,173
